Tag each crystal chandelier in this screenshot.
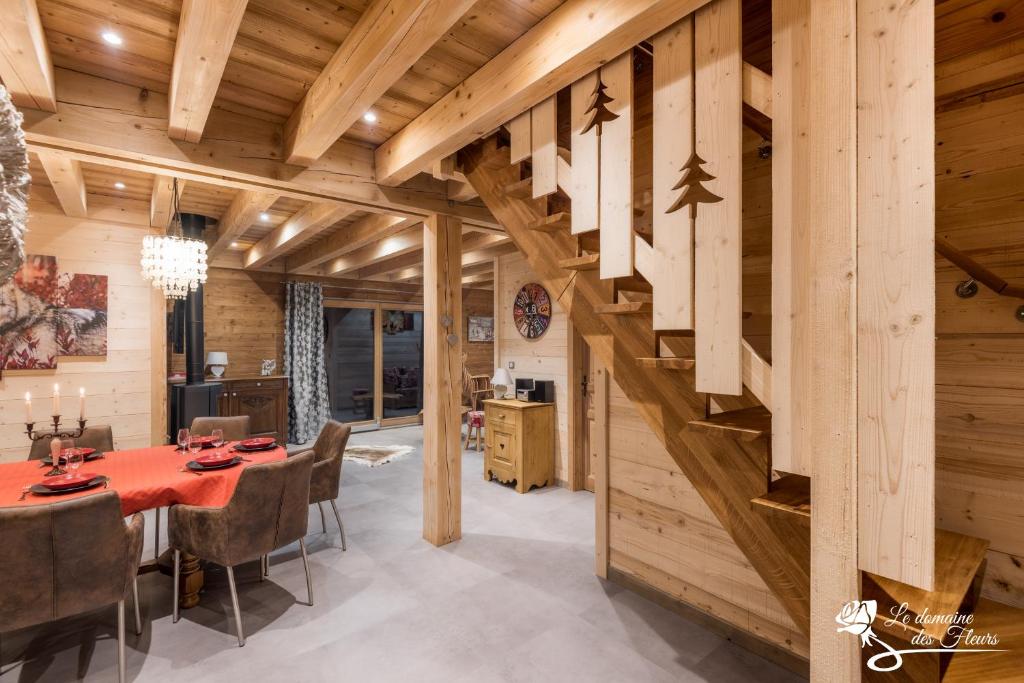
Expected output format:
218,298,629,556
140,179,207,299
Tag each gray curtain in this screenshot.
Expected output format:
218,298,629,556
284,281,330,444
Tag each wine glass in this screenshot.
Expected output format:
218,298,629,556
177,428,190,453
59,438,75,474
188,434,203,459
66,448,83,480
211,428,224,449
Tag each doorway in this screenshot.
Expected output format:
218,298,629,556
324,301,424,429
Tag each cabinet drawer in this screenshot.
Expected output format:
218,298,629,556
229,378,286,391
484,408,518,433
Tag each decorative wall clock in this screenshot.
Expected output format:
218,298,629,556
513,283,551,339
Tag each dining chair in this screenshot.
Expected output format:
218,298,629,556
0,492,145,683
168,451,315,647
27,424,115,460
295,420,351,550
189,416,251,441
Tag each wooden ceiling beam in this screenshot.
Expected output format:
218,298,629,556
168,0,248,143
322,225,426,276
374,0,713,185
207,189,279,258
20,69,499,229
245,203,358,269
284,0,474,165
0,0,56,111
149,176,183,229
380,235,514,282
355,249,424,280
36,150,87,217
287,213,418,272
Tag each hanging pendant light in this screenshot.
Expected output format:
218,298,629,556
140,179,207,299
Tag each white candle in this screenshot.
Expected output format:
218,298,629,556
52,383,60,416
24,392,31,423
79,387,86,420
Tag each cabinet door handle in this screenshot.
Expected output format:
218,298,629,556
232,392,237,397
256,382,262,387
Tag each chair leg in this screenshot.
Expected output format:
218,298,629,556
226,565,245,647
464,425,472,449
264,553,270,577
154,508,160,561
329,499,347,551
116,600,126,683
259,555,265,582
131,578,142,635
299,538,313,606
317,501,326,534
172,549,180,624
476,427,482,452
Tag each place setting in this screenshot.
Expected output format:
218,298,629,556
175,428,278,475
25,444,109,498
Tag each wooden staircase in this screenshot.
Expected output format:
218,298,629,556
463,134,1002,679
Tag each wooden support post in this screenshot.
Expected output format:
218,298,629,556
36,151,87,218
593,362,609,578
423,214,463,546
856,0,935,592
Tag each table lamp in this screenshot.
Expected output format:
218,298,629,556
207,351,229,377
491,367,514,399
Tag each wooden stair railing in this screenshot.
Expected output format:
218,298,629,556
936,236,1024,299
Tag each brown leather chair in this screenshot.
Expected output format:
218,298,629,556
27,424,115,460
295,420,351,550
168,451,315,647
0,492,144,682
189,416,251,441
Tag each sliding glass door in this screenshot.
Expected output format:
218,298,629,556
324,302,423,428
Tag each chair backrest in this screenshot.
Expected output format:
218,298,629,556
223,451,314,564
0,492,136,632
309,420,351,502
190,415,251,441
27,425,115,461
467,375,493,411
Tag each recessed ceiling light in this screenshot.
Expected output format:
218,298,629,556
101,31,123,46
259,212,271,222
230,241,240,249
113,181,126,190
362,111,377,123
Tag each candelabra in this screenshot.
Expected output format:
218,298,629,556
26,417,87,476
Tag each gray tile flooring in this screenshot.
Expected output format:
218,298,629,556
1,426,806,682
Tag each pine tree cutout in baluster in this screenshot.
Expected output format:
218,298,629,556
665,152,723,219
580,76,620,136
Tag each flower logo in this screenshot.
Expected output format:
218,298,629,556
836,600,878,646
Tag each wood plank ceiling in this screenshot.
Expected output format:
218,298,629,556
10,0,568,287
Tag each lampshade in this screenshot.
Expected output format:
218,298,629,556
206,351,228,366
491,367,513,388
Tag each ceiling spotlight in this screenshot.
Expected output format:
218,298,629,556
362,111,377,123
259,212,271,222
230,242,240,249
113,181,126,190
101,31,123,46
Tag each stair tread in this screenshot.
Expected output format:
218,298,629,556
618,291,653,303
944,599,1024,682
503,177,532,199
558,253,599,271
527,212,571,232
687,406,771,441
751,474,811,524
865,529,991,642
636,357,695,370
595,301,652,315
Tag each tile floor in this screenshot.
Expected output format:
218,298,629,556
1,426,806,682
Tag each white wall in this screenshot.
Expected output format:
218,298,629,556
0,190,160,461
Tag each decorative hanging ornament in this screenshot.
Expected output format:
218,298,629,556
140,179,207,299
0,85,30,285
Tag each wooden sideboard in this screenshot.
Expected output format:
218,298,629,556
482,399,555,493
215,375,289,444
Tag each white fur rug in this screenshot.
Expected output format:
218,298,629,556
344,444,415,468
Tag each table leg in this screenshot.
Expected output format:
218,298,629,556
152,548,204,609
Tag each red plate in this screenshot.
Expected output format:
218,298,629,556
239,437,275,449
195,451,235,467
61,447,96,458
41,472,99,491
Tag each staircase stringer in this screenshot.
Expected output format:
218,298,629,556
463,137,811,636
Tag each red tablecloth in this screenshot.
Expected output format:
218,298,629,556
0,444,287,516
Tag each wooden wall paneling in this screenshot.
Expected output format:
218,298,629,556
566,319,587,491
167,0,248,143
570,72,599,234
642,17,695,331
856,0,936,591
422,214,462,546
593,360,609,578
0,0,56,111
508,111,532,164
770,0,810,476
36,151,87,217
531,96,558,198
693,0,742,395
598,51,634,280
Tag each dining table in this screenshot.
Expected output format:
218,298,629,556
0,442,287,607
